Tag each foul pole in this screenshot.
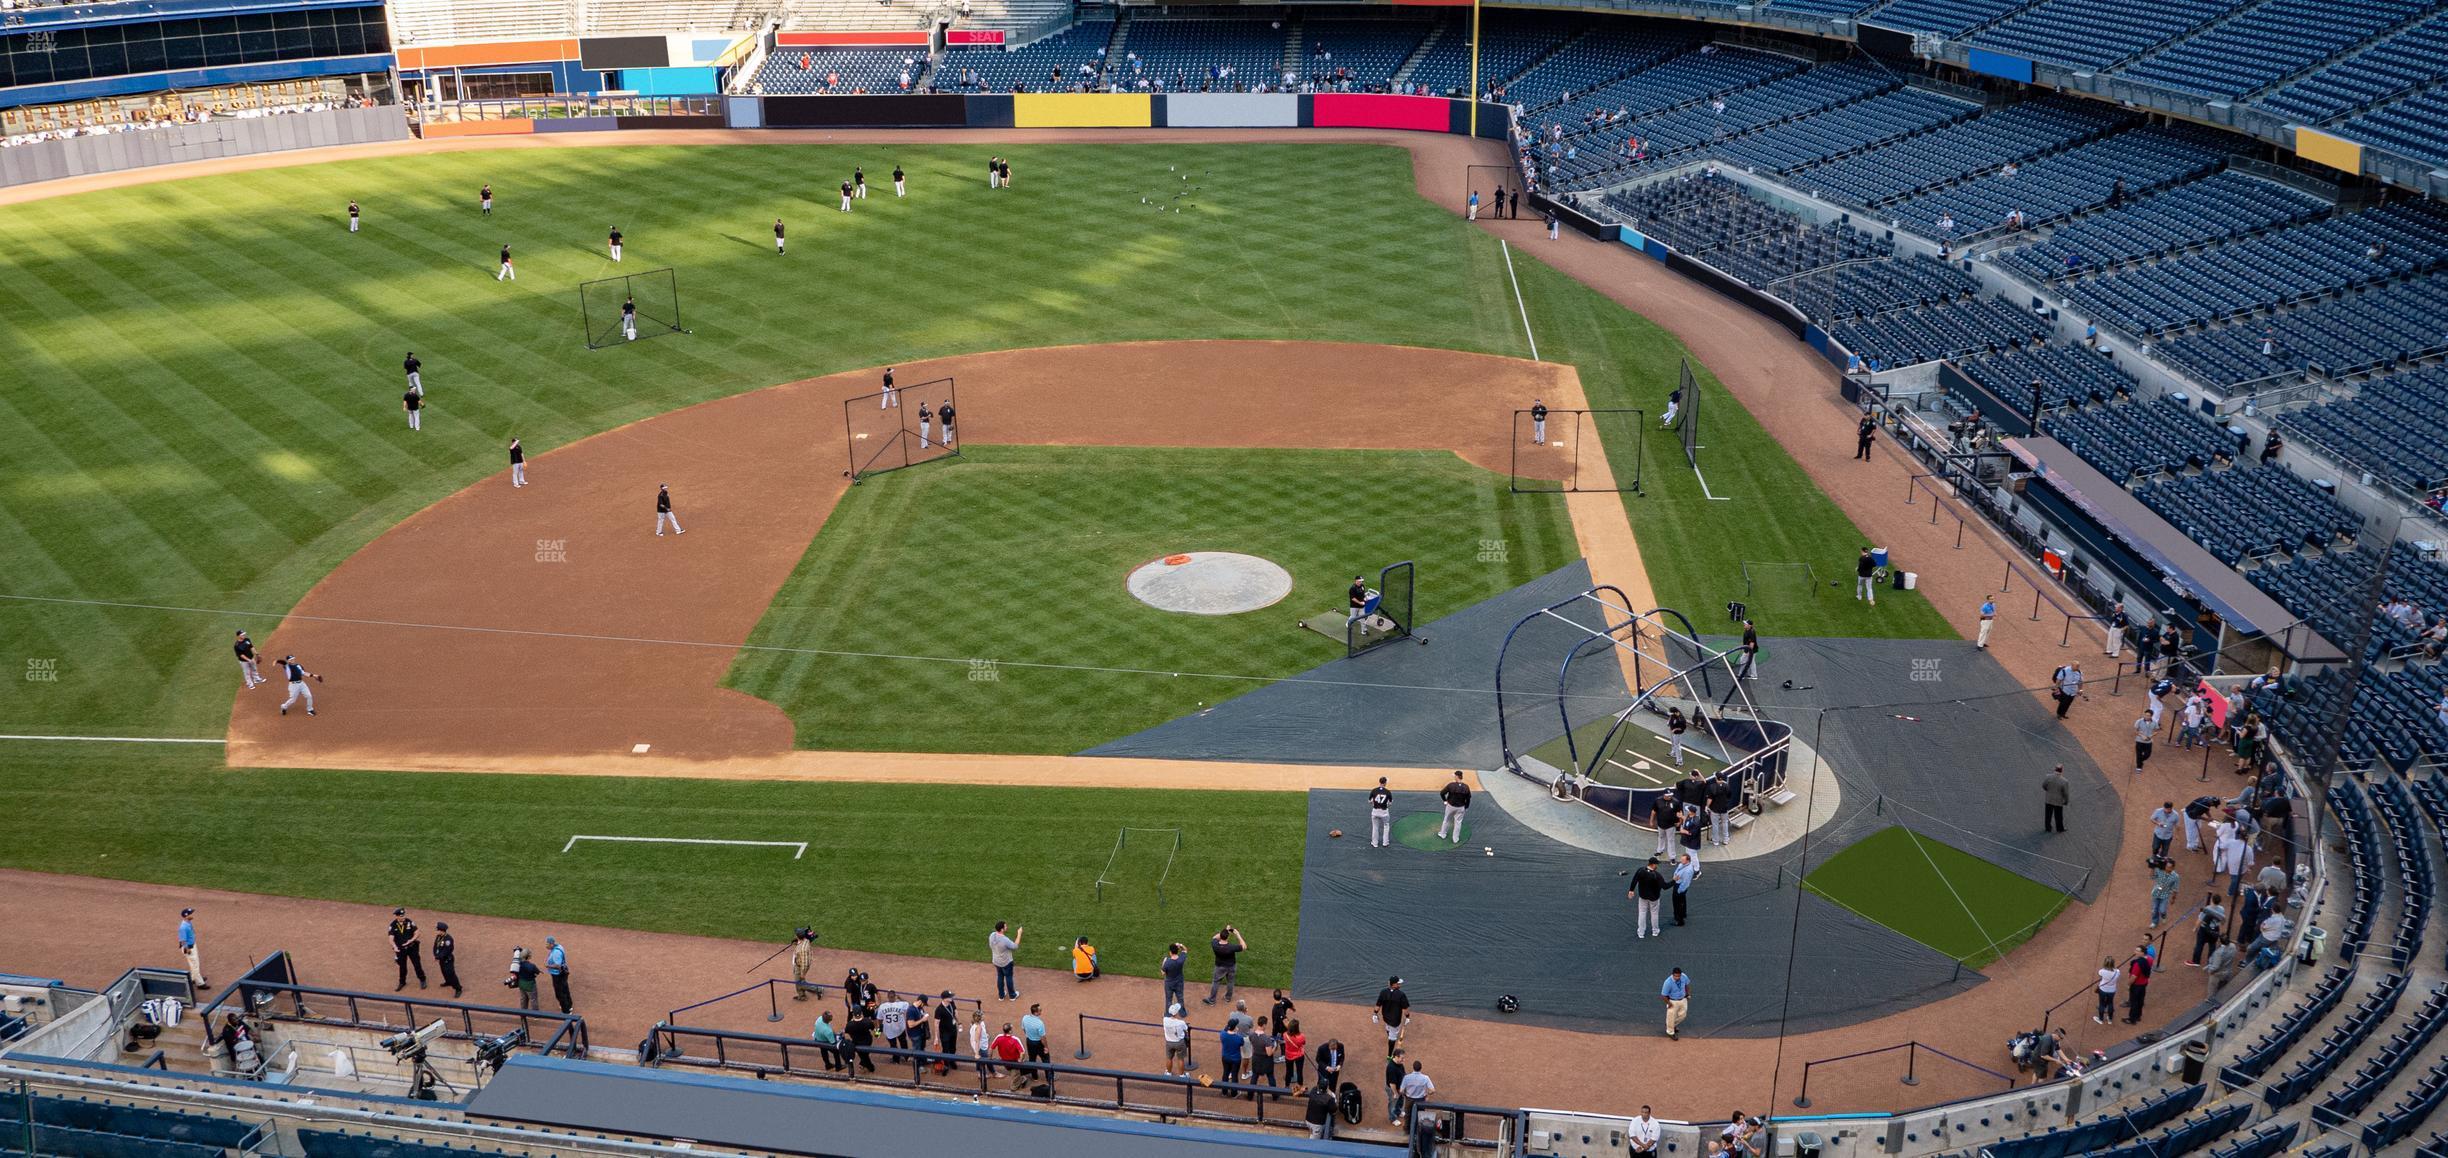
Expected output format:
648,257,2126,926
1468,0,1482,136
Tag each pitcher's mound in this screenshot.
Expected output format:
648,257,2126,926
1128,552,1294,616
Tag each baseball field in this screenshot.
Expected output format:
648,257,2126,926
0,138,1954,981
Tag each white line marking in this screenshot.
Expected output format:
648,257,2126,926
1692,465,1733,501
0,734,225,744
1501,240,1539,362
561,835,807,859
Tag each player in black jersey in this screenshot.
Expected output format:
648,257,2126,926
854,166,867,199
347,200,361,233
775,217,786,255
1530,399,1548,445
1367,776,1392,848
893,165,906,197
497,244,515,281
622,296,638,343
937,400,955,447
608,226,623,262
480,184,493,214
840,180,854,212
233,630,264,690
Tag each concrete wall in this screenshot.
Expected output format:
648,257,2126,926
0,104,408,188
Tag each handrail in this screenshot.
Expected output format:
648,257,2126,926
198,981,587,1059
1790,1040,2015,1108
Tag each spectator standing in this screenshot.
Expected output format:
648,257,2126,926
2148,801,2179,858
2036,768,2075,832
1383,1047,1409,1125
1283,1018,1308,1087
1317,1037,1346,1093
1631,858,1667,938
1218,1013,1246,1089
1204,925,1248,1004
1161,1003,1190,1075
1247,1022,1280,1088
1674,854,1700,926
1375,976,1411,1045
989,1023,1023,1082
970,1010,992,1072
2188,893,2226,966
1160,942,1187,1011
844,1004,878,1071
1021,1003,1049,1063
2133,712,2156,774
1398,1061,1436,1134
1628,1106,1662,1156
935,994,960,1068
1306,1081,1338,1140
544,937,572,1013
2092,958,2118,1024
2149,857,2181,928
988,920,1022,1000
1661,967,1691,1039
2123,945,2153,1023
2052,663,2084,718
178,908,205,986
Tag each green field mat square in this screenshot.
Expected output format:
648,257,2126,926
1800,826,2070,969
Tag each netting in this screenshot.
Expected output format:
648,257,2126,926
579,267,682,350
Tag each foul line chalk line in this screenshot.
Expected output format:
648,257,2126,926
561,835,807,859
1502,240,1539,362
0,734,225,744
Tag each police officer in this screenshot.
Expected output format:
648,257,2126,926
389,908,428,991
434,921,462,997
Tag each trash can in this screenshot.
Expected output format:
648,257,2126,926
2302,925,2326,965
1794,1130,1824,1158
2180,1041,2207,1084
1894,571,1918,591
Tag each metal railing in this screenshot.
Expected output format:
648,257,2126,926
646,1023,1322,1136
1790,1040,2016,1109
198,980,587,1060
664,978,980,1028
416,94,722,123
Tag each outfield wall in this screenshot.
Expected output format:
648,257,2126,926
412,94,1513,140
0,103,408,188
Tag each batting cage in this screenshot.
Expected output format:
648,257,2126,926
844,376,960,482
1509,407,1645,494
1465,164,1527,218
579,267,684,350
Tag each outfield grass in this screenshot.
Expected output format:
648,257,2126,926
726,445,1579,753
0,743,1308,988
1800,825,2071,968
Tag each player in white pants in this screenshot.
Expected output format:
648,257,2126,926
879,368,898,409
855,167,868,198
278,655,315,716
497,245,516,280
917,403,933,448
608,226,623,262
1531,400,1547,445
233,631,264,689
509,438,526,487
1367,778,1391,848
622,298,638,342
655,484,683,536
893,165,906,197
347,201,360,232
775,218,786,254
1434,771,1471,843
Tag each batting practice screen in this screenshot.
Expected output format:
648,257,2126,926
845,375,960,481
580,267,684,350
1348,560,1417,657
1676,357,1701,468
1510,408,1645,494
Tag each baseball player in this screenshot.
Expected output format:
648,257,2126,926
278,654,316,716
1435,771,1471,843
840,180,854,212
497,244,516,281
855,166,868,199
622,296,638,342
403,351,422,396
1346,575,1369,632
509,437,526,487
998,158,1013,188
655,484,684,536
480,184,493,215
987,155,1001,189
1660,387,1682,428
1531,399,1548,445
233,630,264,689
403,385,424,431
347,200,360,233
880,367,898,409
775,217,786,255
937,400,955,447
917,402,933,448
893,164,906,197
608,226,623,262
1368,776,1392,847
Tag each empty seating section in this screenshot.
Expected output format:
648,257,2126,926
0,1094,262,1157
2372,777,2435,965
1546,59,1893,189
2114,0,2428,99
1979,1084,2206,1158
1296,20,1435,89
755,48,916,94
1787,254,1979,320
1857,0,2029,37
2155,276,2448,387
1786,99,2122,208
2370,1061,2448,1153
1998,171,2330,282
1599,176,1890,271
2281,366,2448,492
387,0,571,43
2139,464,2360,565
299,1129,466,1157
586,0,749,34
2263,971,2406,1108
2062,202,2448,337
2339,89,2448,169
2227,963,2358,1090
1716,86,1980,174
1763,0,1881,16
2245,546,2448,769
1502,24,1702,110
1120,18,1286,90
933,21,1112,93
2254,13,2448,125
2042,397,2232,481
1883,126,2222,236
1405,11,1585,96
2207,1123,2300,1158
2086,1102,2249,1158
1960,344,2135,409
2312,971,2446,1124
1970,0,2230,71
1831,296,2048,365
1533,43,1802,131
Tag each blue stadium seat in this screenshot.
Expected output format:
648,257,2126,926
753,48,922,95
2114,0,2428,99
2256,12,2448,125
1969,0,2232,72
932,22,1115,93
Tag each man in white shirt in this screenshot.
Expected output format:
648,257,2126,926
1627,1105,1662,1156
1397,1060,1436,1132
1161,1003,1190,1075
876,996,912,1049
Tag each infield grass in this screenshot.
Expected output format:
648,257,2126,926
0,743,1308,988
1800,825,2071,968
725,445,1578,753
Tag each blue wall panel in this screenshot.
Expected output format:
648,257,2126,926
0,53,391,111
619,67,720,96
1966,48,2034,84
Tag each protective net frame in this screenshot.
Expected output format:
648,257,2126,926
1347,560,1418,658
579,267,683,350
1465,164,1528,218
845,376,960,482
1509,407,1646,494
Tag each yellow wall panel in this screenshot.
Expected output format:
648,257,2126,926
1012,93,1152,128
2293,127,2364,176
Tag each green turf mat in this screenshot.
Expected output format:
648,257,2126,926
1800,825,2071,968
